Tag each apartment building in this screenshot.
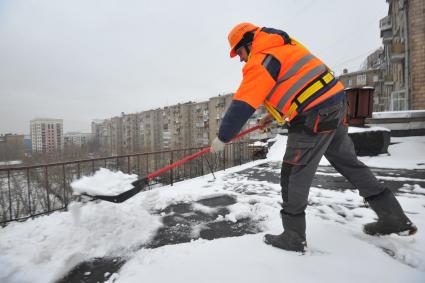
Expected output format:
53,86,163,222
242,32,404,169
91,119,111,152
94,92,273,155
64,132,94,147
109,116,123,155
380,0,425,110
30,118,63,153
168,102,193,149
208,93,233,143
139,109,163,152
122,113,140,154
191,101,210,148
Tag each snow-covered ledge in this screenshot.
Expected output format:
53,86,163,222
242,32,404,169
366,110,425,136
348,126,391,134
371,110,425,119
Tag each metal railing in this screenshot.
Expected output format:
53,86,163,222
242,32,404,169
0,141,261,225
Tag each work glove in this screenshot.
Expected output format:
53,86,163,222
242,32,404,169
258,114,273,133
210,136,225,153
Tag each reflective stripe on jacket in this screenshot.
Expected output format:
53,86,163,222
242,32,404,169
233,27,345,122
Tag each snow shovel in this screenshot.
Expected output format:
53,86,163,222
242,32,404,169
78,123,269,203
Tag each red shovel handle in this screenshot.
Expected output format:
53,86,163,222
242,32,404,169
146,124,266,181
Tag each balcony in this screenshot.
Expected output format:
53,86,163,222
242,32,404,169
380,15,392,31
390,42,405,63
381,29,393,43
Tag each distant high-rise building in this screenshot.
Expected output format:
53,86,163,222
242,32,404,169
121,113,140,154
191,101,210,147
168,102,193,149
139,109,163,152
208,94,233,143
30,118,63,153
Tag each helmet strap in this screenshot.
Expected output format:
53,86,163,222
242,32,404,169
244,44,251,57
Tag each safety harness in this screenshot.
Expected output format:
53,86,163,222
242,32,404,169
265,70,336,125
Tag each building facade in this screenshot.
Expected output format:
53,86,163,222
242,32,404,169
208,94,233,143
139,109,163,152
64,132,94,147
122,113,140,154
93,93,273,155
380,0,425,111
191,101,210,148
30,118,63,153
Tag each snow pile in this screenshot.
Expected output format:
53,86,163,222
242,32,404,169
71,168,138,196
266,135,288,161
251,141,268,147
0,201,161,283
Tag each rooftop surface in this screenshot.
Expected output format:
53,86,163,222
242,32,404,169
1,135,425,283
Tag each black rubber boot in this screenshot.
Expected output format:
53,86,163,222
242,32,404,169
364,188,417,236
264,212,307,252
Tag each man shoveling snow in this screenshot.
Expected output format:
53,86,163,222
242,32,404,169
210,22,417,252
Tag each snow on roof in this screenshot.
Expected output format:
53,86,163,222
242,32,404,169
1,135,424,283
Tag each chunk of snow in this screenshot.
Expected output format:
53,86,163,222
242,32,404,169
71,168,138,196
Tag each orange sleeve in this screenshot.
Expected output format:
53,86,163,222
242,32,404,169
233,57,276,110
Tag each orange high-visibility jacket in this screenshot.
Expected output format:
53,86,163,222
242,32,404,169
233,28,345,122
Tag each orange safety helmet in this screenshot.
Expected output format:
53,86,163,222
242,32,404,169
228,22,258,58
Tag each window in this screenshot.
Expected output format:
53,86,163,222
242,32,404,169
356,74,367,86
390,90,408,111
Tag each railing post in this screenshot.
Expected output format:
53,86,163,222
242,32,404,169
185,150,192,179
223,146,226,171
77,162,81,179
201,156,204,176
127,156,130,174
62,164,67,207
239,141,242,166
26,168,32,216
146,153,149,176
7,170,12,221
137,155,140,177
170,151,174,186
92,160,95,174
45,167,51,212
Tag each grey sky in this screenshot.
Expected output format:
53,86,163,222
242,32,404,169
0,0,387,134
